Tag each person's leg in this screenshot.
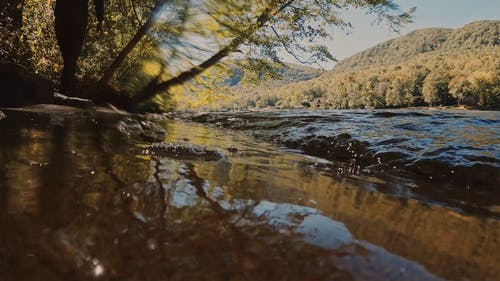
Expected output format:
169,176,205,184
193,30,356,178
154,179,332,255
54,0,89,96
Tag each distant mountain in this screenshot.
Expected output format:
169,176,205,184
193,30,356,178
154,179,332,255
174,61,323,110
227,62,323,88
332,20,499,73
185,20,499,110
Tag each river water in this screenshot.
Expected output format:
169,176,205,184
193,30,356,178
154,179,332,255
0,107,499,281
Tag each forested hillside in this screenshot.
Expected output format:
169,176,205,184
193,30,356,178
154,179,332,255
194,20,499,110
333,21,499,72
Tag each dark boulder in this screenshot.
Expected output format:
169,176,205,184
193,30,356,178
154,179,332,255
284,133,370,163
116,117,167,142
0,61,54,107
142,143,224,161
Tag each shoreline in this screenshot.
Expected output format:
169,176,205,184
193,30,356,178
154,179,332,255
2,103,499,118
179,105,500,115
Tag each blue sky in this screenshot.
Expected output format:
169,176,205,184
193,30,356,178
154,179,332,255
318,0,500,68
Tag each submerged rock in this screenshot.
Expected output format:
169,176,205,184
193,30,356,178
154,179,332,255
142,143,223,161
283,133,371,163
139,120,167,142
0,61,54,107
116,117,166,142
409,159,500,189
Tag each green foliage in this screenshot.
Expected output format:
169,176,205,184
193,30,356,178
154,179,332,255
422,66,452,106
201,21,499,111
21,0,61,81
1,0,412,111
0,0,31,65
333,20,499,72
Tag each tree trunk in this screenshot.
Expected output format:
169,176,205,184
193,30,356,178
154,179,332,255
130,0,295,105
99,1,163,85
99,16,154,84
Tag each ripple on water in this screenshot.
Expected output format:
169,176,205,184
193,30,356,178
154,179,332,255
1,109,499,281
190,109,500,206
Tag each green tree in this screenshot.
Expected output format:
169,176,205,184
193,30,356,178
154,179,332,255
449,72,474,106
422,67,453,106
0,0,31,63
1,0,413,110
468,70,499,108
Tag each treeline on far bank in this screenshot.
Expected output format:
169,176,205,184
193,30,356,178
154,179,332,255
195,21,500,111
232,47,500,110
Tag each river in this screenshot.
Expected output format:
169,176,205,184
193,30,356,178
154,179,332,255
0,107,499,281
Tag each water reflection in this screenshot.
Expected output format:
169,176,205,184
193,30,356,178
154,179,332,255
0,108,498,281
190,110,500,215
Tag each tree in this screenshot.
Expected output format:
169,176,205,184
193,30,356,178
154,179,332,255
202,21,499,111
0,0,30,63
2,0,413,110
422,66,453,106
449,72,474,106
468,70,499,108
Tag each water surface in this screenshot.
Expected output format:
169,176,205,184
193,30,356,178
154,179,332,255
0,108,499,281
191,109,500,216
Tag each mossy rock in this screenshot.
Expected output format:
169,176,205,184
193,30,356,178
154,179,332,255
0,61,54,107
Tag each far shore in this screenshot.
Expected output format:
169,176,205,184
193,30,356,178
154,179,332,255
182,105,499,114
2,103,498,117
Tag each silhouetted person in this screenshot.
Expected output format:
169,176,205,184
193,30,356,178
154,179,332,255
55,0,103,96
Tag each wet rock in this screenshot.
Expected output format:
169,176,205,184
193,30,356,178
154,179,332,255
143,143,223,161
139,120,167,142
144,112,176,121
116,117,166,142
0,61,54,107
295,134,370,162
409,160,500,189
371,111,430,118
375,151,411,163
117,117,142,136
54,93,95,109
191,114,249,129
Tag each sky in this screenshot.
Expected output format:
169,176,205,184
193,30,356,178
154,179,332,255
317,0,500,69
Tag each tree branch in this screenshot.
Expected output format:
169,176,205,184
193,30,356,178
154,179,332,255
270,25,309,64
99,1,164,85
132,0,296,104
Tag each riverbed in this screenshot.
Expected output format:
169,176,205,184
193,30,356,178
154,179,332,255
0,107,499,281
